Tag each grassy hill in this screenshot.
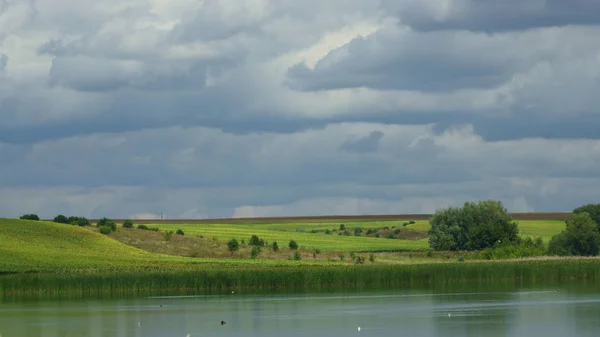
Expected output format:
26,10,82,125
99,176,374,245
0,219,340,274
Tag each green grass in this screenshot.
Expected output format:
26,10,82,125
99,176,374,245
155,221,430,252
0,219,343,274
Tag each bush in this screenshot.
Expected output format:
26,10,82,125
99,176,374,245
409,221,416,224
272,241,279,252
354,227,363,236
288,240,298,250
402,222,409,227
137,224,149,230
68,216,90,226
19,214,40,221
122,220,135,228
339,253,345,261
325,229,332,235
97,217,116,231
176,229,185,235
227,239,239,254
339,224,346,231
355,256,365,264
164,231,174,241
366,228,376,235
428,200,519,251
53,214,69,224
99,226,112,235
251,245,262,259
293,251,302,260
249,235,263,246
548,212,600,256
369,254,375,263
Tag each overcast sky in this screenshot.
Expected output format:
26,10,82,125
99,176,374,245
1,0,599,219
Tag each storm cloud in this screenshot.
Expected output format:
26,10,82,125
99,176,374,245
1,0,599,219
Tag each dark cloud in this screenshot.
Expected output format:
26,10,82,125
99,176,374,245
382,0,600,32
340,130,384,153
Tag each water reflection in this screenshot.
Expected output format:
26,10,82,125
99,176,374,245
2,282,600,337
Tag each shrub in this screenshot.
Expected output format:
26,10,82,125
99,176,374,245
349,252,356,261
99,226,112,235
164,231,174,241
69,216,90,226
339,253,345,261
288,240,298,250
227,239,239,254
402,222,409,227
272,241,279,251
343,229,351,236
369,254,375,263
293,251,302,260
137,224,149,230
251,245,262,259
428,200,519,251
325,229,332,235
249,235,262,246
53,214,69,224
409,221,416,224
176,229,185,235
355,256,365,264
122,220,135,228
339,224,346,231
19,214,40,221
354,227,363,236
548,212,600,256
366,229,376,235
97,217,116,231
70,221,79,226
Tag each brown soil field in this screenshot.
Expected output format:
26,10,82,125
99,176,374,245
89,212,570,224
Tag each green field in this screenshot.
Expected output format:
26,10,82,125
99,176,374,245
154,219,566,252
0,219,342,274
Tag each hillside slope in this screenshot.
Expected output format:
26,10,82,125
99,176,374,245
0,219,334,273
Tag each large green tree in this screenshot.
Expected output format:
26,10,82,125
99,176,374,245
573,203,600,229
428,200,520,251
548,212,600,256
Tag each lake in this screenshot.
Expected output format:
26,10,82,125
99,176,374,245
2,281,600,337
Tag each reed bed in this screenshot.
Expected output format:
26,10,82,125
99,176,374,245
3,259,599,296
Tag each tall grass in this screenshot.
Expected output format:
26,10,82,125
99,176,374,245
3,259,600,296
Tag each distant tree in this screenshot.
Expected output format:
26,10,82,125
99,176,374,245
428,200,520,251
227,239,240,255
339,224,346,231
288,240,298,250
96,217,116,231
293,251,301,260
99,226,112,235
272,241,279,252
69,216,90,227
176,229,185,235
573,204,600,229
251,245,262,259
164,231,174,241
548,212,600,256
122,219,135,228
354,227,363,236
19,214,40,221
249,235,262,246
53,214,69,224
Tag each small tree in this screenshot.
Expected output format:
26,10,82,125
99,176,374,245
164,231,174,241
99,226,112,234
293,251,302,260
53,214,69,224
122,219,135,228
69,216,90,226
20,214,40,221
548,212,600,256
251,245,262,259
339,224,345,231
176,229,185,235
227,239,240,255
249,235,261,246
272,241,279,252
97,217,116,231
354,227,362,236
288,240,298,250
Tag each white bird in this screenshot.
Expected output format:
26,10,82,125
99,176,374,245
186,334,191,337
448,313,451,317
137,322,141,327
358,326,361,331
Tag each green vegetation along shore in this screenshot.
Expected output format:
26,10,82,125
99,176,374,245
3,202,600,295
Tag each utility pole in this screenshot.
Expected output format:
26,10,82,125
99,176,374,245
160,212,163,220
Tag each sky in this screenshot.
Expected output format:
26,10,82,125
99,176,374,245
1,0,600,220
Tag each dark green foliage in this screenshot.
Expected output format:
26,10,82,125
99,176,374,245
176,229,185,235
53,215,69,224
137,224,159,231
324,229,332,235
19,214,39,221
428,200,519,251
251,245,262,259
366,229,376,235
68,216,90,226
409,221,416,224
97,217,116,232
227,239,239,254
354,256,365,264
402,222,409,227
573,203,600,229
369,254,375,263
548,212,600,256
122,220,135,228
249,235,264,246
472,237,546,260
343,229,351,236
354,227,362,236
293,251,302,260
99,226,112,235
288,240,298,250
339,224,346,231
272,241,279,251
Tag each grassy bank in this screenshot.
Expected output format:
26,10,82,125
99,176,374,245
2,258,600,295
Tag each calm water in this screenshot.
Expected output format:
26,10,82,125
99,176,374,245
2,283,600,337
